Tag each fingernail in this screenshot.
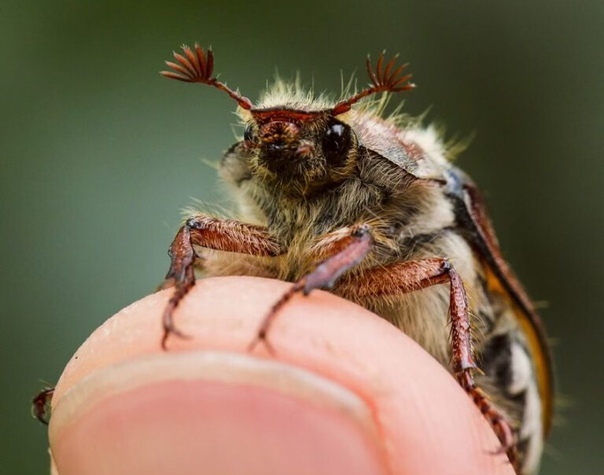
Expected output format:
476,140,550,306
49,351,387,475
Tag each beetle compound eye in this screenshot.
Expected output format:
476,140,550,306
243,124,254,142
322,120,352,164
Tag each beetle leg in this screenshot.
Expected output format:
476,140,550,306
32,387,55,425
162,215,282,348
248,224,373,352
336,258,518,471
457,369,518,467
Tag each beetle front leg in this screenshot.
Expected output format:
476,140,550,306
162,216,282,348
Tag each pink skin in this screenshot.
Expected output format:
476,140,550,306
48,276,513,475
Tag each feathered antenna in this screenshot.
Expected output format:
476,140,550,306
331,52,415,116
161,44,253,110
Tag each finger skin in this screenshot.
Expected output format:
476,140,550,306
48,276,513,475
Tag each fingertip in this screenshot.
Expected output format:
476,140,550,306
49,276,513,475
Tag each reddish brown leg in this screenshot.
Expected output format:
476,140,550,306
457,371,518,468
248,224,373,351
337,259,518,471
32,386,54,425
162,216,282,348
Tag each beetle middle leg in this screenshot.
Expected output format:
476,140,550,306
337,258,518,469
247,224,373,352
162,215,282,348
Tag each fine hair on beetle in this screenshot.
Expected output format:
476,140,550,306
156,44,553,475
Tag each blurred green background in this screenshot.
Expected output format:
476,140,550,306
1,1,602,473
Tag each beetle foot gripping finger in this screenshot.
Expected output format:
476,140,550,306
161,226,197,348
248,226,372,354
246,282,303,354
456,370,520,472
161,268,194,349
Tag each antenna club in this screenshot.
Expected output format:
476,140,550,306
161,44,252,110
330,52,414,116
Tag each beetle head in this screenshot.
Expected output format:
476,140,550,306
239,107,357,188
161,44,414,192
